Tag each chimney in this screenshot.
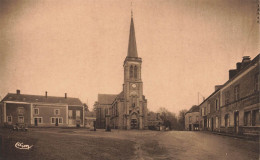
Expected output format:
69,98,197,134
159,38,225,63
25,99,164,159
229,69,237,80
241,56,251,68
16,90,20,95
45,91,48,98
65,93,67,99
236,62,242,71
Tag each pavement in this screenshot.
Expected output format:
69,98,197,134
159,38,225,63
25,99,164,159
0,128,259,160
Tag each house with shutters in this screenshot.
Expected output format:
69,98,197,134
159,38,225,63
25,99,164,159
0,90,84,127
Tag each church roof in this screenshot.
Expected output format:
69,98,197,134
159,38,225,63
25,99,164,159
98,94,117,105
127,16,138,58
1,93,83,106
117,91,124,99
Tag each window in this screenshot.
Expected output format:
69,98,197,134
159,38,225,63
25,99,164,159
207,104,210,114
105,108,108,115
59,118,63,124
189,116,192,123
244,111,251,126
216,117,219,128
130,65,133,78
76,110,80,118
115,105,118,116
134,66,137,78
54,109,60,115
225,91,230,104
68,110,73,118
34,117,43,124
18,116,24,123
7,116,12,122
234,85,240,101
51,118,55,124
215,99,219,111
51,117,62,124
255,73,259,92
225,114,230,127
18,107,24,114
38,117,42,123
252,109,259,126
34,108,39,115
196,116,199,122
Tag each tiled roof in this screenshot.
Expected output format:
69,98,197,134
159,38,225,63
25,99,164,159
1,93,83,106
98,94,117,105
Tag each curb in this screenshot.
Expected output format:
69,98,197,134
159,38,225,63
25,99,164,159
202,131,259,141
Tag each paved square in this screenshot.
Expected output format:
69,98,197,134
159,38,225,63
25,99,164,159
0,128,258,160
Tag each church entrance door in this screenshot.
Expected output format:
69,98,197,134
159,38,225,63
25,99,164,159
131,119,138,129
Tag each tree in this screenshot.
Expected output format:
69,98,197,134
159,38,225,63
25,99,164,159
178,109,188,130
157,107,178,130
83,103,89,112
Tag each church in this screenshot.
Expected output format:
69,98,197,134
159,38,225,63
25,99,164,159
94,13,148,130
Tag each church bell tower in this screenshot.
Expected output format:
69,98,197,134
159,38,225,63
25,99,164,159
123,12,147,130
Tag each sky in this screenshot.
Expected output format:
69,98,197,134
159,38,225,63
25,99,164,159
0,0,259,114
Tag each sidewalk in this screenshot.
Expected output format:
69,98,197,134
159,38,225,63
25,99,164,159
203,131,259,141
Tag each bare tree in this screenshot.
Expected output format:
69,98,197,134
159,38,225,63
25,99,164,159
157,107,178,130
178,109,188,130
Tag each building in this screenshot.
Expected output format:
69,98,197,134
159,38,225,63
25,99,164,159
198,55,260,135
94,14,148,130
1,90,84,127
185,105,200,131
85,111,96,129
147,112,163,131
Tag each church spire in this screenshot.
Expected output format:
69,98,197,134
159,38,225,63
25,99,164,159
127,11,138,58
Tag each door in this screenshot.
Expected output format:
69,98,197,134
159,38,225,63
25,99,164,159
204,118,207,130
131,119,138,129
189,124,192,131
234,112,239,134
34,118,38,126
55,118,59,126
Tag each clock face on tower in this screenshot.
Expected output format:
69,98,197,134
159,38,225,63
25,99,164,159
131,83,136,88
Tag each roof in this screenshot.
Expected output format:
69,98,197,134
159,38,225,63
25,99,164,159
1,93,83,106
117,91,124,99
186,105,199,114
85,111,96,117
198,54,260,107
127,16,138,58
98,94,117,105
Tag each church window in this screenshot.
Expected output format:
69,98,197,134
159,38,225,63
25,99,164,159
134,66,137,78
130,65,133,78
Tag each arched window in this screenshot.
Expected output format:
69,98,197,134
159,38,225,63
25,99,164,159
134,66,137,78
130,65,133,78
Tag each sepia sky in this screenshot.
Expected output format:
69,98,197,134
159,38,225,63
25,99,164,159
0,0,259,114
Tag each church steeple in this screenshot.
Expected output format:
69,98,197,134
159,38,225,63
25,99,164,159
127,13,138,58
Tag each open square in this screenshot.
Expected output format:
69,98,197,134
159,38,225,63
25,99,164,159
0,128,258,160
